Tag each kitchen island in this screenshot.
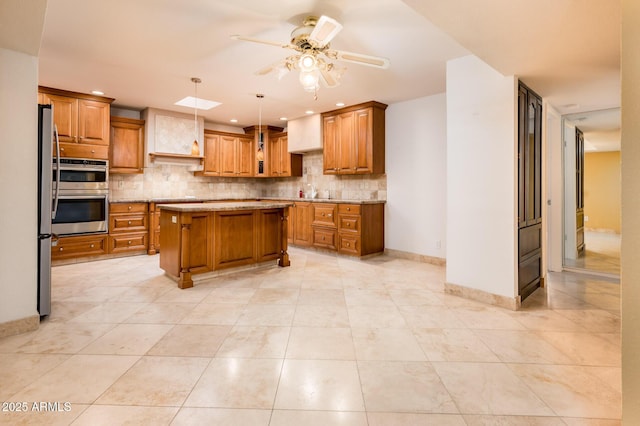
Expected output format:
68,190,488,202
158,201,293,288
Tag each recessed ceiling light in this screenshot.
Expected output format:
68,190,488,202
230,119,238,123
280,117,288,121
335,102,345,107
91,90,104,95
174,96,221,110
305,110,314,115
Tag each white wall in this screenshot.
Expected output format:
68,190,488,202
445,55,518,299
546,104,563,272
385,94,447,258
0,48,39,323
621,0,640,421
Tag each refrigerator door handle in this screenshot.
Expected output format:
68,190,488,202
52,124,61,219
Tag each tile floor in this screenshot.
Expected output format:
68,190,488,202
564,231,621,276
0,248,621,425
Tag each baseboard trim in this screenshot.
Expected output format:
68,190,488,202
384,248,446,266
444,282,521,311
0,314,39,338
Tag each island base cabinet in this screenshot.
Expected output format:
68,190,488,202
159,206,290,289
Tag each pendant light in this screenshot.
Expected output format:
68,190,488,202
191,77,201,156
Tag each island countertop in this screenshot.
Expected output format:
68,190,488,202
157,200,293,212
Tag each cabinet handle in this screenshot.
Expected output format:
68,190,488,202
347,207,350,211
90,244,94,248
347,223,350,227
59,247,63,251
327,213,332,217
60,147,65,152
321,213,325,216
128,206,132,210
346,242,350,247
128,220,132,225
322,236,325,240
128,240,132,245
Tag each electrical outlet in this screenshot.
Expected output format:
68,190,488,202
585,215,589,222
435,240,441,249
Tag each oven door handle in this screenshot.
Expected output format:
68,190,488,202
52,124,61,219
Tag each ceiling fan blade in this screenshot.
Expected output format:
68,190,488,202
255,56,298,79
325,49,390,69
231,34,295,50
319,67,340,88
309,15,343,47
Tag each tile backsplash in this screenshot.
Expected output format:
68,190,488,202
110,151,386,201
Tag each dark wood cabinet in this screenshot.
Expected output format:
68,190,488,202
575,128,585,253
517,82,543,301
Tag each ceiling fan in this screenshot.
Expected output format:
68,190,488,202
231,15,390,95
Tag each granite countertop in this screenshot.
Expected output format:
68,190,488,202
111,197,386,205
157,200,294,212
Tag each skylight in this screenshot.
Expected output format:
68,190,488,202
174,96,221,110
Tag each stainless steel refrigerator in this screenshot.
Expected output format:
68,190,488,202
37,104,55,316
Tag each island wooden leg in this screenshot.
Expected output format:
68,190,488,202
279,209,291,267
179,219,194,288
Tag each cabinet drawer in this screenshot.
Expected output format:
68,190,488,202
339,235,361,256
52,234,107,259
111,203,148,214
338,204,361,215
109,232,148,253
312,204,337,228
109,214,148,233
338,214,361,234
57,142,109,160
313,227,337,249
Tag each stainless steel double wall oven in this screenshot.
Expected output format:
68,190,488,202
52,157,109,236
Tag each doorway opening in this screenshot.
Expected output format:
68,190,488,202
562,108,620,277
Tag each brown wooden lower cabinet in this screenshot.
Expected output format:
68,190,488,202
159,203,291,288
51,234,108,260
109,202,149,254
288,201,384,257
289,202,313,247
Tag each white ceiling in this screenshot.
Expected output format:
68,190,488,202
35,0,471,127
3,0,622,139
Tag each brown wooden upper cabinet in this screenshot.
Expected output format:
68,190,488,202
243,125,302,178
110,116,144,174
268,132,302,177
322,101,387,175
39,86,114,160
219,133,254,177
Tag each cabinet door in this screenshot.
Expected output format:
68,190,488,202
323,115,339,174
219,135,238,176
354,108,373,173
279,136,292,176
237,136,254,177
268,136,282,176
202,132,221,176
47,94,77,144
110,117,144,173
338,111,355,173
78,99,110,145
293,202,313,246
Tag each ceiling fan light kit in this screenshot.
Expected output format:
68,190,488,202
232,14,389,96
